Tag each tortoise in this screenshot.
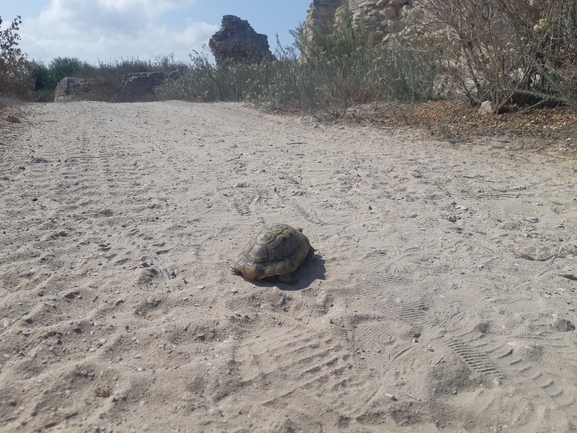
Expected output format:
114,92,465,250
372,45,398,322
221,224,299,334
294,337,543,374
232,223,314,284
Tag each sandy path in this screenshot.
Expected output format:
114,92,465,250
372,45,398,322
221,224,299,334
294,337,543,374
1,101,577,432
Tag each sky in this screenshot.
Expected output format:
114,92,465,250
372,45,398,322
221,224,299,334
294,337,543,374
1,0,312,65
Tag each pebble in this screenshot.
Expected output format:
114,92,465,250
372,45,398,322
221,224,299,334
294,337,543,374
525,217,539,223
231,288,238,294
22,315,32,324
447,215,457,223
94,388,110,398
551,316,575,332
147,297,159,306
114,299,125,306
409,212,418,218
29,404,39,416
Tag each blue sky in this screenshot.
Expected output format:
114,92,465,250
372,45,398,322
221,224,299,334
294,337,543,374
2,0,312,65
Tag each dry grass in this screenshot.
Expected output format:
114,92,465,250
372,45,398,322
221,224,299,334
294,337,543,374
344,99,577,143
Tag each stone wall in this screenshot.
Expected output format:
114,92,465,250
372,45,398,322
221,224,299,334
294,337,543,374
54,72,181,102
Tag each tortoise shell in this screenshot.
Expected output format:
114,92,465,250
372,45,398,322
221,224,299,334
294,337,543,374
232,224,314,284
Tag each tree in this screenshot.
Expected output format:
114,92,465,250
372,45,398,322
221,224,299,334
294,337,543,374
0,15,34,96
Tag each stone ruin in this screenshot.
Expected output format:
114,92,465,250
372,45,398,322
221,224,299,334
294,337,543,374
53,71,181,102
209,15,275,66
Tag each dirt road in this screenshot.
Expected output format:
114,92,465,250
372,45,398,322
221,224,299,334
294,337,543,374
1,101,577,432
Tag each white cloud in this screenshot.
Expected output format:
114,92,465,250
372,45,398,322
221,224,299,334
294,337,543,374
19,0,217,64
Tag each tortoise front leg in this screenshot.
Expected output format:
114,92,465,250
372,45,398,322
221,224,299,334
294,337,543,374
278,273,294,284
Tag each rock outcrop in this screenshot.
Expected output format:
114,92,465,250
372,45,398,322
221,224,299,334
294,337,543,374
209,15,275,66
304,0,414,43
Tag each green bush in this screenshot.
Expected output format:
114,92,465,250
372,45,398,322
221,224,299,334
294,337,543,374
31,57,95,91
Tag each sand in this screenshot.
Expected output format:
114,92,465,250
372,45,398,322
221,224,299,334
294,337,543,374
1,100,577,432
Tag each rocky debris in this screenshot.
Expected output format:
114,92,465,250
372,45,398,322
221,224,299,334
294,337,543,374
54,72,181,102
209,15,275,66
303,0,414,43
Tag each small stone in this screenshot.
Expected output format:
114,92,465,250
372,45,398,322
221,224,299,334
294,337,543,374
478,101,493,115
114,299,125,306
409,212,418,218
525,217,539,223
94,387,110,398
551,316,575,332
447,215,457,223
231,288,238,294
22,315,32,324
147,297,158,305
6,115,21,123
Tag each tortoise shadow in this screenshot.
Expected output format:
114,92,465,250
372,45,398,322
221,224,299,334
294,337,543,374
248,253,326,291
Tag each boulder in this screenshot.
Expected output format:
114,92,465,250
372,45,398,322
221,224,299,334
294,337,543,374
54,77,97,102
209,15,275,66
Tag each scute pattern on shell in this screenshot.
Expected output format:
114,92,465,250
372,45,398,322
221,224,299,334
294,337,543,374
232,224,313,282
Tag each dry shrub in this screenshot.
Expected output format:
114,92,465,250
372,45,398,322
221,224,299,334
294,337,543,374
408,0,577,110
